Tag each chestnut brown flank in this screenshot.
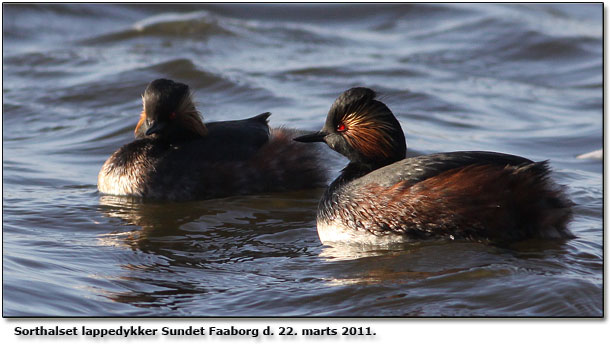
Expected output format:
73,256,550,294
345,163,571,243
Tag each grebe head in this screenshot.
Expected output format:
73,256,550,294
295,87,406,166
134,78,207,140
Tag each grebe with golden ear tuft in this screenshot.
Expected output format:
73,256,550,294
98,79,328,201
295,87,573,246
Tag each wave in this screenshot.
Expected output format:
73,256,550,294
82,10,234,45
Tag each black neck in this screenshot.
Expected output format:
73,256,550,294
318,162,376,222
327,161,379,192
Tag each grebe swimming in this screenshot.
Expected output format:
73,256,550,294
98,78,327,201
295,87,573,245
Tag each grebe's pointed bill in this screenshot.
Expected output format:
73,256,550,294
145,120,166,136
294,131,327,143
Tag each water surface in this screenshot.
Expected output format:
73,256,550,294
2,3,603,316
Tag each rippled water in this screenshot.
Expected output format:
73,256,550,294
2,4,602,316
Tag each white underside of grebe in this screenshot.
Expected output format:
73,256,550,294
316,218,409,246
97,159,144,197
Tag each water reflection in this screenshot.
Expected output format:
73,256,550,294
95,191,323,311
97,190,322,255
318,239,573,288
319,243,467,287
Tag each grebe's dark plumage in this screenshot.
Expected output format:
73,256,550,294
98,79,327,201
295,87,573,245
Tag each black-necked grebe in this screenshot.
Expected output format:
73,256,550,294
294,87,573,245
98,78,327,201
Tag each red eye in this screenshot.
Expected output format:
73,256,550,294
336,123,346,132
169,112,177,120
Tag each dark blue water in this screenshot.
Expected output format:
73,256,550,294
2,3,602,316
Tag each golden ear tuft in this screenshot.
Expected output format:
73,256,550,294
181,112,208,137
134,111,146,137
342,112,396,160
